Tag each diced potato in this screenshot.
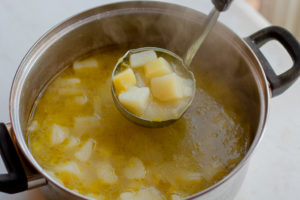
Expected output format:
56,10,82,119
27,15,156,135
118,86,150,116
73,116,100,134
75,139,96,162
171,194,182,200
120,192,136,200
202,160,225,180
73,58,98,71
120,187,163,200
144,57,173,79
123,157,146,180
53,78,81,88
180,78,194,97
75,95,88,104
129,50,157,68
183,86,193,97
66,136,81,148
63,78,81,86
150,73,183,101
97,161,118,184
134,71,147,87
136,187,163,200
113,68,137,94
175,170,203,182
51,124,69,145
28,120,38,132
57,161,81,175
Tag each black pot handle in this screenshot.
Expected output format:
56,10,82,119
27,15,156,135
245,26,300,97
0,123,27,193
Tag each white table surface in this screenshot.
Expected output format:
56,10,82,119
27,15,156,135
0,0,299,199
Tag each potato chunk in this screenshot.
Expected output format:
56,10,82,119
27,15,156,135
123,157,146,180
113,68,136,94
144,57,172,79
120,187,163,200
75,139,96,162
175,170,203,182
28,120,38,132
62,78,81,86
73,58,98,71
180,78,194,97
118,86,150,116
129,50,157,68
120,192,136,200
97,161,118,184
137,187,163,200
150,73,183,101
51,124,69,145
57,161,81,175
66,136,80,148
73,116,100,134
75,95,88,104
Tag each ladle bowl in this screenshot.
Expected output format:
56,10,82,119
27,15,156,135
111,47,196,128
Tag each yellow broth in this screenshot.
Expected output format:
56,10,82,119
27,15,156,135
27,47,251,200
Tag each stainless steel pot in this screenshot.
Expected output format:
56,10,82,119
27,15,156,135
0,1,299,200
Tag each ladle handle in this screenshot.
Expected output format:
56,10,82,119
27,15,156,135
212,0,234,11
245,26,300,97
0,123,28,193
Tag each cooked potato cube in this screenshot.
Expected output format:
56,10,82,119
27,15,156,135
63,78,81,86
28,120,38,132
75,95,88,104
66,136,81,148
120,187,163,200
150,73,183,101
175,170,203,182
73,116,100,134
75,139,96,162
136,187,163,200
118,86,150,116
53,78,81,88
120,192,136,200
202,160,225,180
144,57,172,79
73,58,98,71
180,78,194,97
123,157,146,179
97,161,118,184
113,68,136,94
130,50,157,68
57,161,81,175
51,124,69,145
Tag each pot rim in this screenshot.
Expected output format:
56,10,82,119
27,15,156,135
9,1,270,199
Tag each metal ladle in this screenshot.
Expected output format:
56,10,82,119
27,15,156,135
111,0,233,128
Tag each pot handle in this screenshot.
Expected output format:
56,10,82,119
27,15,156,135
245,26,300,97
0,123,28,193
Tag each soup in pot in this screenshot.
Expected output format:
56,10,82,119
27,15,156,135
27,46,251,200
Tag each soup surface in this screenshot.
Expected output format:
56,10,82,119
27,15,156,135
27,46,251,200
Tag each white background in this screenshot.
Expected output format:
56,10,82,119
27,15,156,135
0,0,299,199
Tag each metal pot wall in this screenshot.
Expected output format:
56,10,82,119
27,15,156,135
0,1,299,200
